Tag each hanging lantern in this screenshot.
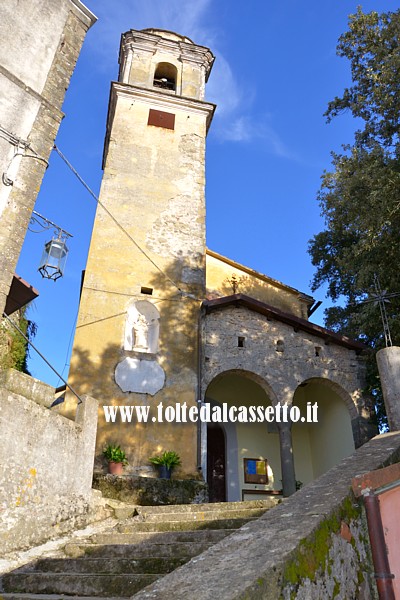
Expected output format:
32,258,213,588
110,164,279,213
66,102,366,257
38,236,69,281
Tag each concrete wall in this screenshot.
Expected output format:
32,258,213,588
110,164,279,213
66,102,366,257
0,0,96,316
132,431,400,600
0,370,99,554
376,346,400,431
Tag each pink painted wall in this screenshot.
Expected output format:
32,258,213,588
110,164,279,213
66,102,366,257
379,485,400,598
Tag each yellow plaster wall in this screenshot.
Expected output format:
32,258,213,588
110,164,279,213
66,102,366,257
236,423,281,492
206,373,356,494
293,385,355,484
206,374,281,494
206,251,311,319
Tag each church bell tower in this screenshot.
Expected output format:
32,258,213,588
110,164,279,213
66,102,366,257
67,29,215,476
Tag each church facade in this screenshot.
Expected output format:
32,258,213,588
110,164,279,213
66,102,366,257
66,29,374,499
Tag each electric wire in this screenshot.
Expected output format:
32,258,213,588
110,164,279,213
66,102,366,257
2,312,84,405
55,310,79,388
1,124,49,186
83,285,185,302
53,144,196,298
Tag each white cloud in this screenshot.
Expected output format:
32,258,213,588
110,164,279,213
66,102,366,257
84,0,293,156
212,114,295,159
206,54,242,116
85,0,213,64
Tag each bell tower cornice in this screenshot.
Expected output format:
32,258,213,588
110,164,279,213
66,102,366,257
118,28,215,100
119,29,215,80
102,81,216,168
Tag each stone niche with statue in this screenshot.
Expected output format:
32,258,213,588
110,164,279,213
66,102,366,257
115,300,165,395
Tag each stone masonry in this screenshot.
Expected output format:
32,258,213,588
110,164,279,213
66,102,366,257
131,431,400,600
203,300,372,445
0,369,100,554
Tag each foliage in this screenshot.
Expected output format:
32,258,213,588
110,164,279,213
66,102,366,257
102,443,128,464
149,450,181,470
309,7,400,430
325,7,400,149
0,309,37,374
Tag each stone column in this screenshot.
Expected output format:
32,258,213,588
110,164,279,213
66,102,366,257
278,421,296,497
376,346,400,431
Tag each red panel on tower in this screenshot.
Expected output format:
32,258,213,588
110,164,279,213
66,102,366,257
147,109,175,130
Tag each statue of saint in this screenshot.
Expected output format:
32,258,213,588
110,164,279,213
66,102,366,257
124,300,159,353
132,313,149,351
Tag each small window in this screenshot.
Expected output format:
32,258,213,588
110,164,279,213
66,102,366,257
141,287,153,295
315,346,321,357
238,336,245,348
153,62,177,91
276,340,284,353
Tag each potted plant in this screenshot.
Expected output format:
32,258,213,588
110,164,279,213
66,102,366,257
103,443,128,475
149,450,181,479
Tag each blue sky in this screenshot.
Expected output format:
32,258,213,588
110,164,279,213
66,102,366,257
16,0,399,385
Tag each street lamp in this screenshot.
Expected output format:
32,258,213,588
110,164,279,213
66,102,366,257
29,211,73,281
38,236,69,281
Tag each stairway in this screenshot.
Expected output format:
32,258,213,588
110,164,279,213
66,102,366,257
0,499,278,599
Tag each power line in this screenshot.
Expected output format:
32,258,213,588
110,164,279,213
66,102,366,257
2,312,84,405
53,144,188,296
84,285,185,302
0,124,49,186
55,310,79,387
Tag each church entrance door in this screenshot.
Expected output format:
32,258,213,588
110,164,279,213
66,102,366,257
207,424,226,502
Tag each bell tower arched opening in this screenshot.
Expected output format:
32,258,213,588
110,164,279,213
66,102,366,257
153,62,177,91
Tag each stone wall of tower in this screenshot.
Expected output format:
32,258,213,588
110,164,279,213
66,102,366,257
66,30,215,477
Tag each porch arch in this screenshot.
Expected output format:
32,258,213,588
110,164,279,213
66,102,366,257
204,368,280,406
203,369,280,501
292,377,356,484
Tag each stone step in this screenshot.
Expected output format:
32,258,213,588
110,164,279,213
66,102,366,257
64,541,214,559
89,527,234,547
2,573,160,597
134,507,269,522
115,517,256,533
0,592,126,600
136,499,277,514
0,500,277,599
25,556,187,574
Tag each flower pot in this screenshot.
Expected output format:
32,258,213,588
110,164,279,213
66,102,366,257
159,465,172,479
108,461,124,475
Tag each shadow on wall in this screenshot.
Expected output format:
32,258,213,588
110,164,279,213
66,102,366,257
64,254,205,473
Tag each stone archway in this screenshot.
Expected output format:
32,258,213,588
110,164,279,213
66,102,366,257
292,377,356,485
203,370,280,502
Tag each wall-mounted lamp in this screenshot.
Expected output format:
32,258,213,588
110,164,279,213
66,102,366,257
29,211,73,281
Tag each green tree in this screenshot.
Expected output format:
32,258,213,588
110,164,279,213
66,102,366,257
309,7,400,429
0,309,37,374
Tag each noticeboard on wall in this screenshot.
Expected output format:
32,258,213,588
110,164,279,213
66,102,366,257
243,458,268,484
